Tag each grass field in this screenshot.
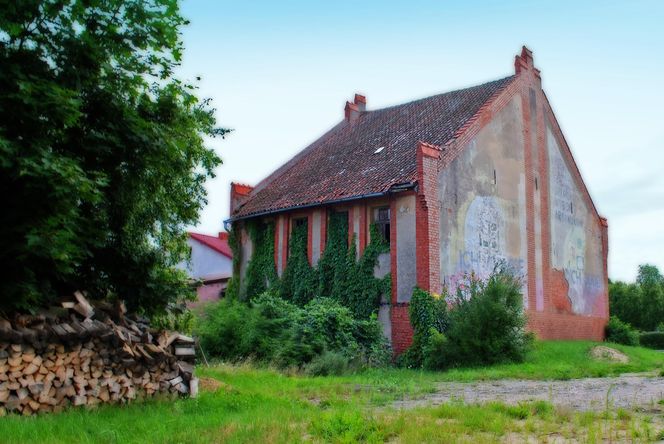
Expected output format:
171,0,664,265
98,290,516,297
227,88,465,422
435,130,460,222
1,341,663,443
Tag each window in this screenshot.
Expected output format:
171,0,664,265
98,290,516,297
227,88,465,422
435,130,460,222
290,216,309,257
373,206,390,245
293,217,307,229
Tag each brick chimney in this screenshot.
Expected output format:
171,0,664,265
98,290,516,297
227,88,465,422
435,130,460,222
344,93,366,124
514,46,540,79
230,182,253,215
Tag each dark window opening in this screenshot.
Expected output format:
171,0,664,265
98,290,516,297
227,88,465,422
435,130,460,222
373,206,391,245
293,217,307,229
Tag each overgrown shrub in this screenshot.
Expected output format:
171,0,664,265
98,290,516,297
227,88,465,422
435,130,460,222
442,269,532,367
151,303,195,334
605,316,639,346
403,267,532,369
639,332,664,349
422,329,448,370
399,288,448,368
196,294,390,370
303,351,350,376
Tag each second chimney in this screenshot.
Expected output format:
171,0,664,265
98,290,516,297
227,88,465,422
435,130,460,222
344,93,366,123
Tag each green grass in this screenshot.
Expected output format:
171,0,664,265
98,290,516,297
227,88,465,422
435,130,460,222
435,340,664,381
0,341,662,443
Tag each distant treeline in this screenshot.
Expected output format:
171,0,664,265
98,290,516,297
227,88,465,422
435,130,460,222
610,264,664,331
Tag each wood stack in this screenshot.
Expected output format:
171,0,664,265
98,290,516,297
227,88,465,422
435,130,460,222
0,293,197,416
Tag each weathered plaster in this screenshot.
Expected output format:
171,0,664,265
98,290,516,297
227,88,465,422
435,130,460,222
547,126,605,316
239,226,253,294
396,194,417,303
439,96,527,294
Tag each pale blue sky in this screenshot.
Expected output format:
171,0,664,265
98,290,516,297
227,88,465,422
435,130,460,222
178,0,664,282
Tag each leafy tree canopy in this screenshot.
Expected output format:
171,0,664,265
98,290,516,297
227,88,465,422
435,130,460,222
0,1,226,313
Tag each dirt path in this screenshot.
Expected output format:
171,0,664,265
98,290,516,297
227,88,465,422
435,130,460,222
393,374,664,412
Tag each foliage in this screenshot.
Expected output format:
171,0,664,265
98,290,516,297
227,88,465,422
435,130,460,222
639,331,664,349
421,328,449,370
150,303,195,334
242,210,391,318
610,264,664,331
312,212,390,318
399,288,449,368
195,294,390,370
280,220,317,305
344,224,391,319
243,220,278,300
317,211,350,302
224,227,242,300
196,299,256,359
303,351,350,376
403,267,533,369
0,0,225,313
605,316,640,346
442,268,533,367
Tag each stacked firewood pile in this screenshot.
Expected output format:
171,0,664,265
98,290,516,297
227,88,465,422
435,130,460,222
0,292,197,416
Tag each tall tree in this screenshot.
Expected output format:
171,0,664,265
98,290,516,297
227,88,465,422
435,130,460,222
0,1,226,313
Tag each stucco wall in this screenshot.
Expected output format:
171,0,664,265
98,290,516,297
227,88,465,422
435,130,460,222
396,194,417,303
546,125,606,316
183,238,232,281
311,210,322,265
238,226,253,294
438,96,528,298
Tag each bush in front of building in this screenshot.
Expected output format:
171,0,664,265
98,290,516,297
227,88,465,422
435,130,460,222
402,266,533,370
196,293,390,374
638,332,664,349
398,288,449,368
605,316,640,346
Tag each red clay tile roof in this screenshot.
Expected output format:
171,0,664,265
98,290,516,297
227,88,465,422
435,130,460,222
232,76,515,219
188,232,233,258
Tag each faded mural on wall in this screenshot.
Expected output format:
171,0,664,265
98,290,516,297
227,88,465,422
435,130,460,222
547,126,605,316
439,97,528,304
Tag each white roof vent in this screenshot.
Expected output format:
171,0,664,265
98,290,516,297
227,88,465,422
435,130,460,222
373,146,385,154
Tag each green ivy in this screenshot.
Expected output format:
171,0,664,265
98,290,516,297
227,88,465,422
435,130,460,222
244,219,278,300
280,221,317,305
317,211,349,302
345,224,391,318
234,211,391,319
315,212,390,318
225,226,241,300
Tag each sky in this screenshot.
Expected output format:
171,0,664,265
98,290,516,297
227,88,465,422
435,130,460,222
177,0,664,282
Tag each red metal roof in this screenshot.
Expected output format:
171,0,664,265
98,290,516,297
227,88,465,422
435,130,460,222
232,75,515,219
188,232,233,258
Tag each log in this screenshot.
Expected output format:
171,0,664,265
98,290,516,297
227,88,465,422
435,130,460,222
73,291,95,319
0,296,196,415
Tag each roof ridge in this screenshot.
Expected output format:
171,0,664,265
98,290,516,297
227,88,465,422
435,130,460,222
364,75,515,115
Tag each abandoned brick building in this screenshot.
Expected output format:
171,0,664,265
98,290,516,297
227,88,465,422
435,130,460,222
227,47,609,354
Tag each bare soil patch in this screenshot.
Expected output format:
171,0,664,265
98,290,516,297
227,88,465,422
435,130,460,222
199,377,230,393
394,374,664,412
590,345,629,363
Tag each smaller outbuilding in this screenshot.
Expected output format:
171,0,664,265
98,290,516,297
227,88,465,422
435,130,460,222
181,232,233,306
